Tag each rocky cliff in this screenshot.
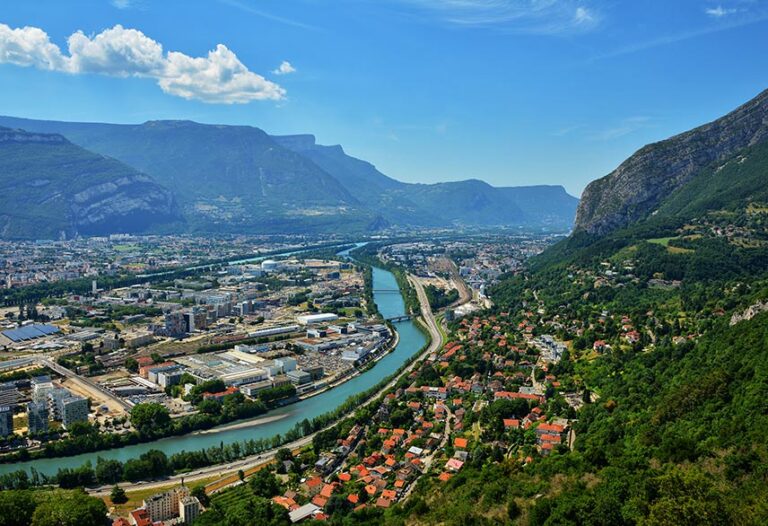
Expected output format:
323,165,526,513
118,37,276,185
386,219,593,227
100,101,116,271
0,127,180,239
575,89,768,235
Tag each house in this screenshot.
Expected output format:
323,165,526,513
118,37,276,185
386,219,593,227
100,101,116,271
453,437,468,449
445,458,464,471
128,509,152,526
288,503,321,523
503,418,520,429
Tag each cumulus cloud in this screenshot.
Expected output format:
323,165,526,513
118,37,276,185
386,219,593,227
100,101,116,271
0,23,285,103
273,60,296,75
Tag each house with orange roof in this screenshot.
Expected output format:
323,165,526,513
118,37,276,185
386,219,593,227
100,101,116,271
381,489,397,500
305,476,323,495
320,483,337,499
453,437,468,449
503,418,520,429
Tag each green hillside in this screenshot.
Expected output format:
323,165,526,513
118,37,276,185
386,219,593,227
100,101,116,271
0,127,179,239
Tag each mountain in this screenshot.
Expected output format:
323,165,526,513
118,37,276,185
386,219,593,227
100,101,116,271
271,134,434,226
0,117,373,234
0,116,579,236
274,134,579,229
575,88,768,235
0,127,179,239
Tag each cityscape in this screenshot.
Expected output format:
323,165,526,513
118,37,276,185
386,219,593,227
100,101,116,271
1,1,768,525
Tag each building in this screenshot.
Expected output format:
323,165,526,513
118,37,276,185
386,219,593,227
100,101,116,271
31,375,54,403
179,496,201,524
275,357,297,373
184,307,208,332
0,406,13,437
142,486,190,522
286,370,312,385
157,369,184,389
0,323,60,345
0,383,20,407
27,401,49,434
164,310,187,338
47,388,89,427
128,509,151,526
296,313,339,326
123,330,155,349
61,396,89,428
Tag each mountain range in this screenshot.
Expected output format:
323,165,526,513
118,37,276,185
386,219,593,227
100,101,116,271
0,116,578,239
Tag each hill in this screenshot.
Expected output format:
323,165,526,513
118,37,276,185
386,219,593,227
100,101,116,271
274,133,579,229
575,88,768,236
0,117,578,236
0,118,373,235
0,127,179,239
450,87,768,525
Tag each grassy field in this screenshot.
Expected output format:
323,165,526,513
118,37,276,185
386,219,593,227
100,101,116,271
648,237,694,254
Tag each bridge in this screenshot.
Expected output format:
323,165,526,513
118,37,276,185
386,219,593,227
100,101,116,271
373,289,401,294
385,315,414,323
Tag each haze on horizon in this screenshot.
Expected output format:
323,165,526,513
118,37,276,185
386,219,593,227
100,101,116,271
1,0,767,197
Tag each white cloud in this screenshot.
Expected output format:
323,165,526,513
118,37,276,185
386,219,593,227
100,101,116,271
705,5,738,18
273,60,296,75
399,0,601,34
0,23,285,104
111,0,134,9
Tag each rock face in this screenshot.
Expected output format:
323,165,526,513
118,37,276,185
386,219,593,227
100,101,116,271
0,127,179,239
575,89,768,235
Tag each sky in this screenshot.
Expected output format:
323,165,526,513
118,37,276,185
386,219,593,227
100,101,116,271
1,1,767,197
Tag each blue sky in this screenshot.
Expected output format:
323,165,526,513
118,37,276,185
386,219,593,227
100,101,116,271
1,1,767,196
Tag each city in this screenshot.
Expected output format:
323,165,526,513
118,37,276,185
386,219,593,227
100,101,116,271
1,1,768,525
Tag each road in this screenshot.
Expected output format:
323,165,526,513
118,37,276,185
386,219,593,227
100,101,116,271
40,358,132,411
408,276,444,356
443,259,473,307
91,272,449,498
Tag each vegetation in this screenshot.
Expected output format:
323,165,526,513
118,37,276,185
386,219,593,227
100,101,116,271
0,489,107,526
424,284,459,310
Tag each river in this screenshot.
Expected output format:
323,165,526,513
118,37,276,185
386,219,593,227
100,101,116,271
0,253,426,477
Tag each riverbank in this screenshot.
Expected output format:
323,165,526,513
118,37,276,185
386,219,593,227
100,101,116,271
0,263,427,480
92,271,446,501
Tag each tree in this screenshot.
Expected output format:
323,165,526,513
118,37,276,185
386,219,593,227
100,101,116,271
129,403,170,435
191,484,210,507
275,448,292,463
0,490,37,526
124,358,138,373
110,485,127,504
249,469,282,498
95,458,123,485
31,489,107,526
